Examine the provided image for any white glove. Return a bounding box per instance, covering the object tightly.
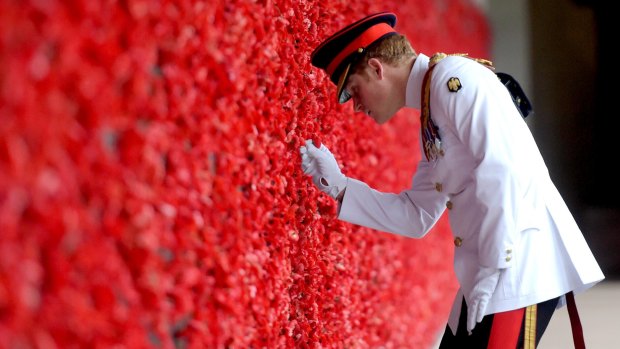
[299,139,347,199]
[466,266,501,334]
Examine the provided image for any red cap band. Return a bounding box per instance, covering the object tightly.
[325,23,396,76]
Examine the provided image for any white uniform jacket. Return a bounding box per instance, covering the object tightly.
[338,54,604,333]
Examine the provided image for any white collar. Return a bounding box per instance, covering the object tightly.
[405,53,430,109]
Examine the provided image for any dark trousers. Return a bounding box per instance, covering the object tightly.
[438,296,559,349]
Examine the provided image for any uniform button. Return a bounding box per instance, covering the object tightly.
[506,248,512,254]
[454,237,463,247]
[435,183,443,192]
[446,201,453,210]
[505,255,512,262]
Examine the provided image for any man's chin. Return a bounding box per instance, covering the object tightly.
[374,112,394,125]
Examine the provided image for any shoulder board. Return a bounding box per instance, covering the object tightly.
[428,52,494,70]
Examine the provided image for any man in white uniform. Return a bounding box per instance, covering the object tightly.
[300,11,604,348]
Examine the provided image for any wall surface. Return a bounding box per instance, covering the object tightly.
[0,1,491,348]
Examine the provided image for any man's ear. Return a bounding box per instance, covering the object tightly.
[367,58,384,80]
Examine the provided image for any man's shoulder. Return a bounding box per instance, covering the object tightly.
[432,54,490,75]
[430,54,494,90]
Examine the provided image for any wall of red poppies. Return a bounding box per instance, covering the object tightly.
[0,1,489,348]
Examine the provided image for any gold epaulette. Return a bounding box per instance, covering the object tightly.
[429,52,494,70]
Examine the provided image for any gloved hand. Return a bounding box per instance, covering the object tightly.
[299,139,347,199]
[466,266,501,334]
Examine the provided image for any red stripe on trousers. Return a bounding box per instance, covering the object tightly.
[487,307,525,349]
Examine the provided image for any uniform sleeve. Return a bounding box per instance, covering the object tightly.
[433,59,529,268]
[338,160,448,239]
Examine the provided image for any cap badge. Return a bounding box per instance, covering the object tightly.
[447,77,462,92]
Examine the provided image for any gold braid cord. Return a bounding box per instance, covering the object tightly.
[524,304,538,349]
[429,52,494,70]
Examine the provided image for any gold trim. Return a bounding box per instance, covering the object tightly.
[524,304,538,349]
[429,52,494,69]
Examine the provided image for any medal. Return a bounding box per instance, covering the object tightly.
[435,138,444,157]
